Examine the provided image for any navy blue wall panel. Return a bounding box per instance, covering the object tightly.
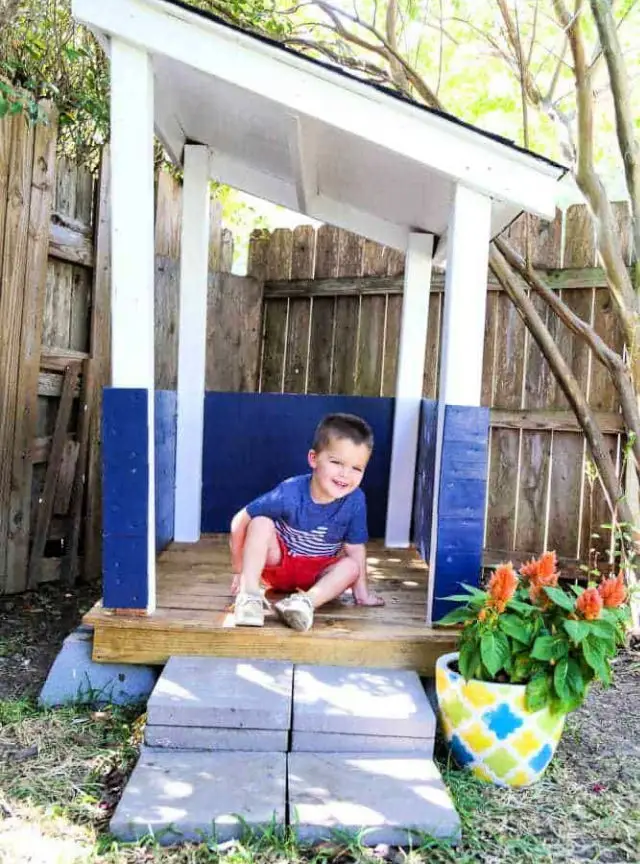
[433,404,490,622]
[201,392,395,537]
[412,399,438,560]
[102,388,149,609]
[155,390,177,553]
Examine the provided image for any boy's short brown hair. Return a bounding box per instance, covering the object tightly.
[312,413,374,453]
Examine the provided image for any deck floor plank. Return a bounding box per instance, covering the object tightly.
[85,535,457,673]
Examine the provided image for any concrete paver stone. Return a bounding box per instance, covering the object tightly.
[38,626,159,707]
[293,665,436,738]
[145,725,288,751]
[147,656,293,729]
[291,730,433,756]
[110,749,286,844]
[288,753,461,846]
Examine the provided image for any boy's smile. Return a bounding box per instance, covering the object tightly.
[308,437,371,503]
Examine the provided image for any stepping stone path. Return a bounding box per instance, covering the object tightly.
[111,750,286,844]
[292,665,435,754]
[145,656,292,751]
[289,753,460,845]
[111,657,460,847]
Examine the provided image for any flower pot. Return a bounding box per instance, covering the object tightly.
[435,652,565,787]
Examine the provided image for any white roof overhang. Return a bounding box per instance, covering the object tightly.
[73,0,566,252]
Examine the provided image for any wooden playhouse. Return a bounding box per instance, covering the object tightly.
[72,0,565,672]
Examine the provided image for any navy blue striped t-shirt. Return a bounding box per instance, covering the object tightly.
[245,474,368,557]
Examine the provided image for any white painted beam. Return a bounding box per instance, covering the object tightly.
[208,151,298,211]
[174,145,211,543]
[438,186,492,407]
[110,36,156,610]
[287,116,316,214]
[72,0,562,218]
[385,233,434,548]
[208,150,408,250]
[426,185,491,625]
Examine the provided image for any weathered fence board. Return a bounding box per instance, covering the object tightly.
[206,273,263,392]
[252,208,626,568]
[84,152,111,582]
[0,114,36,588]
[5,108,58,592]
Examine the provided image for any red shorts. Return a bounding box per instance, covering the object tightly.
[262,536,340,593]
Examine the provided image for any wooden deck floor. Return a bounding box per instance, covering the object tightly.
[84,536,457,674]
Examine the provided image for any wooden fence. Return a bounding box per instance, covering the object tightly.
[0,106,632,591]
[248,208,634,571]
[0,110,233,594]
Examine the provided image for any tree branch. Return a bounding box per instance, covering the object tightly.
[589,0,640,292]
[385,0,411,92]
[489,244,631,524]
[312,0,444,108]
[495,236,640,470]
[553,0,638,347]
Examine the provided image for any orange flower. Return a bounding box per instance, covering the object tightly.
[576,587,603,621]
[520,552,559,606]
[528,582,549,607]
[488,563,519,612]
[478,608,488,622]
[520,557,540,580]
[536,551,559,586]
[598,571,627,608]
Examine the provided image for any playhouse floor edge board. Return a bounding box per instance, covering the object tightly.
[84,536,458,673]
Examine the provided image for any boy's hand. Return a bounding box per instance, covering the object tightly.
[353,585,385,606]
[344,542,385,607]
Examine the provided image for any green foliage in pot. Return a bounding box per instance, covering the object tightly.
[438,553,630,715]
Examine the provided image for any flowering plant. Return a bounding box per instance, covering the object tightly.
[438,552,630,714]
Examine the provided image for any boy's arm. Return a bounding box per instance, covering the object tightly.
[343,543,384,606]
[230,508,251,574]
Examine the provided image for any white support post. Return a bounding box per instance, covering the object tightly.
[174,145,211,542]
[426,184,492,624]
[110,37,156,611]
[385,232,434,548]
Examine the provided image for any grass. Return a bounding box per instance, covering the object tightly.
[1,692,638,864]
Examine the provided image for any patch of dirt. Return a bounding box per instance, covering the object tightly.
[0,580,101,700]
[566,650,640,783]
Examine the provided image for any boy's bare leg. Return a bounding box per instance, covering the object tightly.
[306,558,360,608]
[235,516,281,595]
[275,558,360,632]
[352,572,385,607]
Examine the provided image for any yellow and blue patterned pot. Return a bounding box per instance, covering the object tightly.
[436,652,565,787]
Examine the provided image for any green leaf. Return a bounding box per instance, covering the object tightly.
[582,635,611,684]
[506,599,538,616]
[440,594,483,604]
[563,619,591,644]
[553,657,585,706]
[565,658,585,697]
[460,583,488,599]
[588,619,616,639]
[0,97,9,119]
[554,657,570,701]
[531,635,568,661]
[498,613,532,644]
[569,584,585,597]
[526,673,552,711]
[480,630,510,677]
[436,606,472,626]
[459,641,482,680]
[512,653,534,682]
[543,586,576,612]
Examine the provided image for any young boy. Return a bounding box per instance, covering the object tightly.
[230,413,384,631]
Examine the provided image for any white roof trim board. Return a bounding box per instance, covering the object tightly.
[73,0,566,250]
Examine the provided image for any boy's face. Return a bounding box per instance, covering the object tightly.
[308,435,371,502]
